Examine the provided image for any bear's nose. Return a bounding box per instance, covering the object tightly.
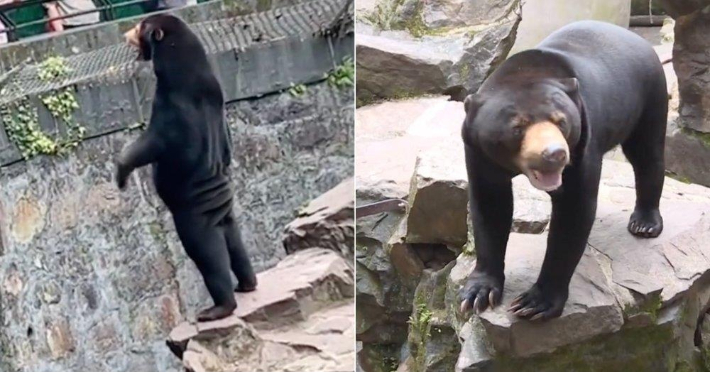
[542,144,567,165]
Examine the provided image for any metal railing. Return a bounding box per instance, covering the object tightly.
[0,0,154,42]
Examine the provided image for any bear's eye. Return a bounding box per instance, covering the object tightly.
[512,127,523,137]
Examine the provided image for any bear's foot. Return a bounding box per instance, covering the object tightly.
[459,270,504,314]
[628,207,663,238]
[509,283,567,321]
[234,281,257,293]
[196,304,237,322]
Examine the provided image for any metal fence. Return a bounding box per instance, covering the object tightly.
[0,0,155,41]
[0,0,354,166]
[0,0,353,105]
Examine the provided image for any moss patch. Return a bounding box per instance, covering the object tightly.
[360,343,403,372]
[408,301,433,370]
[492,323,679,372]
[361,0,405,29]
[622,291,663,323]
[400,0,427,38]
[681,127,710,149]
[666,171,693,184]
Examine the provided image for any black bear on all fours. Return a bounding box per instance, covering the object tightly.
[459,20,667,320]
[116,14,258,322]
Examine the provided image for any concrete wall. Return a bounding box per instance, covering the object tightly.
[0,3,354,371]
[510,0,631,55]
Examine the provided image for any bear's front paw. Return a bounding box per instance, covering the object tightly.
[459,270,504,315]
[115,160,130,190]
[509,283,568,321]
[628,208,663,238]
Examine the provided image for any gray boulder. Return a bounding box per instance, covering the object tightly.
[283,177,354,262]
[432,161,710,372]
[362,0,520,31]
[406,143,551,250]
[670,3,710,133]
[356,14,520,103]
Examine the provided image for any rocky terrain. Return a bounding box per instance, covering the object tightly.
[356,92,710,371]
[284,178,355,263]
[355,0,522,104]
[165,177,355,372]
[660,0,710,187]
[355,13,710,365]
[355,0,710,368]
[357,0,710,190]
[168,248,354,372]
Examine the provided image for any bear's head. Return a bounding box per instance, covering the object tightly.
[123,14,205,64]
[462,78,584,192]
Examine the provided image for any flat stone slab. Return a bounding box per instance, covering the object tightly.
[471,233,624,357]
[172,301,355,372]
[355,97,463,202]
[168,247,355,372]
[234,248,354,328]
[261,302,355,365]
[447,160,710,368]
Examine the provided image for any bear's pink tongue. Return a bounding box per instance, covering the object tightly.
[530,170,563,191]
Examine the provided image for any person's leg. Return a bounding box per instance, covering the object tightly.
[44,3,64,32]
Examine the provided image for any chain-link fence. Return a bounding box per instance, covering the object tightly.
[0,0,353,166]
[0,0,353,106]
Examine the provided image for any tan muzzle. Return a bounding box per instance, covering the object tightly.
[124,25,140,48]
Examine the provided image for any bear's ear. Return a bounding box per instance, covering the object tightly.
[557,77,579,94]
[152,28,164,42]
[463,94,483,116]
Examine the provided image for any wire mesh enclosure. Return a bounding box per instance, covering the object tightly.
[0,0,353,166]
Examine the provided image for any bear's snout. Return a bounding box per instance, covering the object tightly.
[516,121,570,192]
[541,144,568,168]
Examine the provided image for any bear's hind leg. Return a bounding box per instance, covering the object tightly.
[174,211,237,322]
[223,212,257,292]
[622,104,666,238]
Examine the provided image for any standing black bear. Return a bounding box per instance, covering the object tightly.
[116,14,258,322]
[459,21,667,320]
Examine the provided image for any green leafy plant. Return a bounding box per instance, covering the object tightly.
[326,57,354,89]
[408,302,432,339]
[1,100,58,157]
[1,56,87,159]
[41,87,85,151]
[38,56,72,82]
[288,83,307,97]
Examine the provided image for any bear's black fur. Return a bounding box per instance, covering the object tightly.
[459,21,667,320]
[116,14,257,322]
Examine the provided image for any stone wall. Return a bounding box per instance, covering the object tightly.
[0,4,354,371]
[0,82,353,372]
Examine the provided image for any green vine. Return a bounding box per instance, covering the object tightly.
[0,56,87,158]
[40,87,85,151]
[326,57,354,89]
[1,100,57,157]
